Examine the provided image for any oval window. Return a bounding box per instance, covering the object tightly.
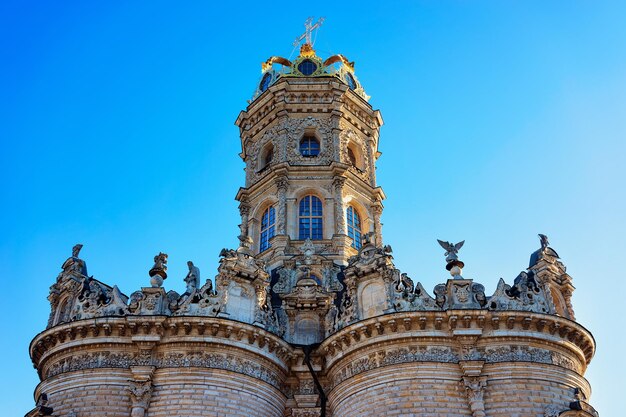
[298,60,318,76]
[259,73,272,92]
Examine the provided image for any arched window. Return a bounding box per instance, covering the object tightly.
[260,206,276,252]
[347,206,362,249]
[347,147,357,167]
[300,136,320,157]
[299,195,323,240]
[262,145,273,169]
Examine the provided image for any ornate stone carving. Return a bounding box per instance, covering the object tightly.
[482,345,579,371]
[148,252,168,288]
[332,346,459,388]
[393,272,440,312]
[339,128,370,182]
[332,176,346,235]
[128,380,152,417]
[285,116,334,165]
[72,281,129,320]
[175,279,220,317]
[488,272,552,314]
[60,243,88,277]
[274,267,297,294]
[180,261,199,294]
[46,350,284,390]
[244,124,284,185]
[275,176,289,234]
[129,287,170,316]
[321,263,343,292]
[462,376,487,417]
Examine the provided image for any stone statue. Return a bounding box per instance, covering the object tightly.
[184,261,201,294]
[60,243,88,277]
[219,248,237,259]
[538,233,559,258]
[437,239,464,263]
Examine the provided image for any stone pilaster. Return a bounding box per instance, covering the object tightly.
[275,176,289,235]
[239,201,251,238]
[371,203,383,246]
[333,177,346,235]
[128,366,155,417]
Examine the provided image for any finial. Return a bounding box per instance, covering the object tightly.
[537,233,559,258]
[149,252,168,287]
[437,239,465,278]
[293,17,325,47]
[236,234,254,256]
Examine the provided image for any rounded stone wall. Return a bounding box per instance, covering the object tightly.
[30,316,293,417]
[320,310,594,417]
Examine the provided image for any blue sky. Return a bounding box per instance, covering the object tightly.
[1,1,624,415]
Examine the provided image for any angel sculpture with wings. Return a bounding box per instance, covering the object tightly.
[437,239,465,263]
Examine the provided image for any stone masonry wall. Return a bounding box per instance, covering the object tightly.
[329,363,471,417]
[35,369,132,417]
[483,363,592,417]
[147,369,286,417]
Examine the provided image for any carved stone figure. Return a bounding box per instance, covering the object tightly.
[434,284,447,308]
[60,243,88,277]
[184,261,201,295]
[274,267,297,294]
[321,264,343,292]
[471,283,487,307]
[219,248,238,260]
[437,239,464,263]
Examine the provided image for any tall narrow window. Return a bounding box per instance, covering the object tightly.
[347,206,362,249]
[262,145,273,170]
[299,195,323,240]
[260,206,276,252]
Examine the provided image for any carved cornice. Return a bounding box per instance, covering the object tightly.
[320,310,595,370]
[30,316,295,377]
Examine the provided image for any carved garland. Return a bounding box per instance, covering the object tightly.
[329,345,579,389]
[45,351,285,390]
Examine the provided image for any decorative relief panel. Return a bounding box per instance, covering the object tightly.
[45,350,284,390]
[331,346,459,388]
[285,116,335,165]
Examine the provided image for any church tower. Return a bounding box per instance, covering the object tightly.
[27,21,598,417]
[231,22,387,345]
[235,31,383,263]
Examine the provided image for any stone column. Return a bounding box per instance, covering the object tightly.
[275,176,289,235]
[371,204,383,246]
[462,376,487,417]
[128,366,155,417]
[239,201,251,238]
[333,177,346,235]
[366,138,376,186]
